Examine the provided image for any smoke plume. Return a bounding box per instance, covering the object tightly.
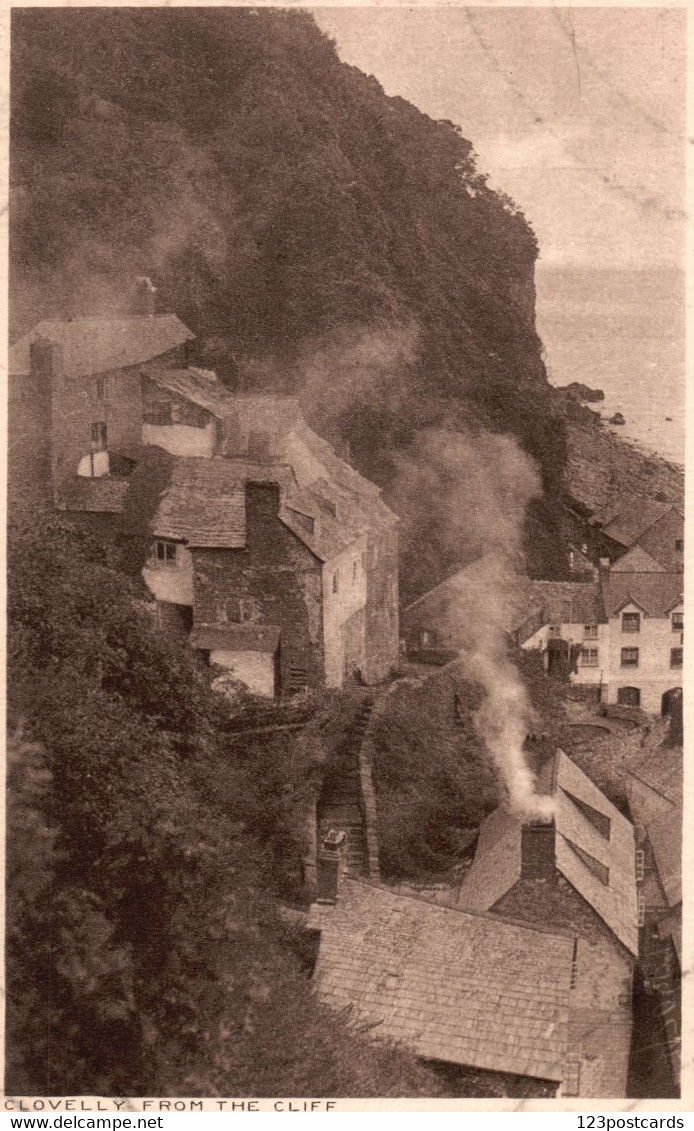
[393,428,555,820]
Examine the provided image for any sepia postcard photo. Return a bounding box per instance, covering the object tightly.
[4,0,688,1110]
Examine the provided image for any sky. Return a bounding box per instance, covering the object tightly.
[313,7,686,269]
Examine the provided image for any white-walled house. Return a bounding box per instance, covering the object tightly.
[600,570,684,715]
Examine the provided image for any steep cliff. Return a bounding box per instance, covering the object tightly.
[11,7,567,592]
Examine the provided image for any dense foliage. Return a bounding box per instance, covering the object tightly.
[11,6,568,586]
[7,518,439,1096]
[370,667,498,877]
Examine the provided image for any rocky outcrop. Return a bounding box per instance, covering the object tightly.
[556,382,605,403]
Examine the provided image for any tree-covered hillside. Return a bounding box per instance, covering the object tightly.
[11,7,568,589]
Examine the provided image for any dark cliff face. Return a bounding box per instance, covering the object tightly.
[10,6,567,585]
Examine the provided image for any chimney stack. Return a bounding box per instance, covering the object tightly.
[520,819,556,879]
[316,829,346,905]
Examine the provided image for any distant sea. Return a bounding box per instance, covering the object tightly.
[535,265,685,466]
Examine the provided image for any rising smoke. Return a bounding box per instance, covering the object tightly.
[392,428,555,820]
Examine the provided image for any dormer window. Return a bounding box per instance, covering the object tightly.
[548,625,561,638]
[622,612,640,633]
[672,611,683,633]
[675,539,684,553]
[584,624,598,640]
[150,540,177,568]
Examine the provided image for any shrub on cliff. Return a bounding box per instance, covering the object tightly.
[370,667,498,877]
[7,518,438,1096]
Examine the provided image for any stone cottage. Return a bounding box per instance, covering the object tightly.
[9,313,399,694]
[453,750,639,1097]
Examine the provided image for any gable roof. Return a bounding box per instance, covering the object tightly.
[404,559,604,637]
[600,497,673,548]
[611,545,666,573]
[456,751,638,956]
[602,573,683,618]
[139,371,397,555]
[144,367,305,436]
[150,458,251,548]
[308,878,573,1083]
[10,316,194,378]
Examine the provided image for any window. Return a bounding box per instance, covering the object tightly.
[144,401,172,426]
[580,647,599,668]
[621,647,639,667]
[637,890,646,928]
[675,539,684,553]
[584,624,598,640]
[635,849,645,883]
[332,571,339,594]
[670,647,683,669]
[151,540,177,568]
[548,624,561,638]
[563,1059,581,1098]
[622,612,640,633]
[672,611,684,633]
[353,560,358,582]
[94,375,110,401]
[91,421,107,450]
[617,686,641,707]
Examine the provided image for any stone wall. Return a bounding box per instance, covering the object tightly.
[494,876,634,1098]
[364,526,399,684]
[191,484,324,694]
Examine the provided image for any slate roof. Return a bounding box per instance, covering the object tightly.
[626,746,682,809]
[626,748,682,912]
[602,573,683,618]
[189,625,280,654]
[647,806,682,909]
[456,751,639,956]
[404,559,604,638]
[611,545,666,573]
[150,459,250,547]
[141,371,396,556]
[144,368,304,436]
[601,497,673,548]
[62,476,131,513]
[308,878,573,1082]
[10,316,194,378]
